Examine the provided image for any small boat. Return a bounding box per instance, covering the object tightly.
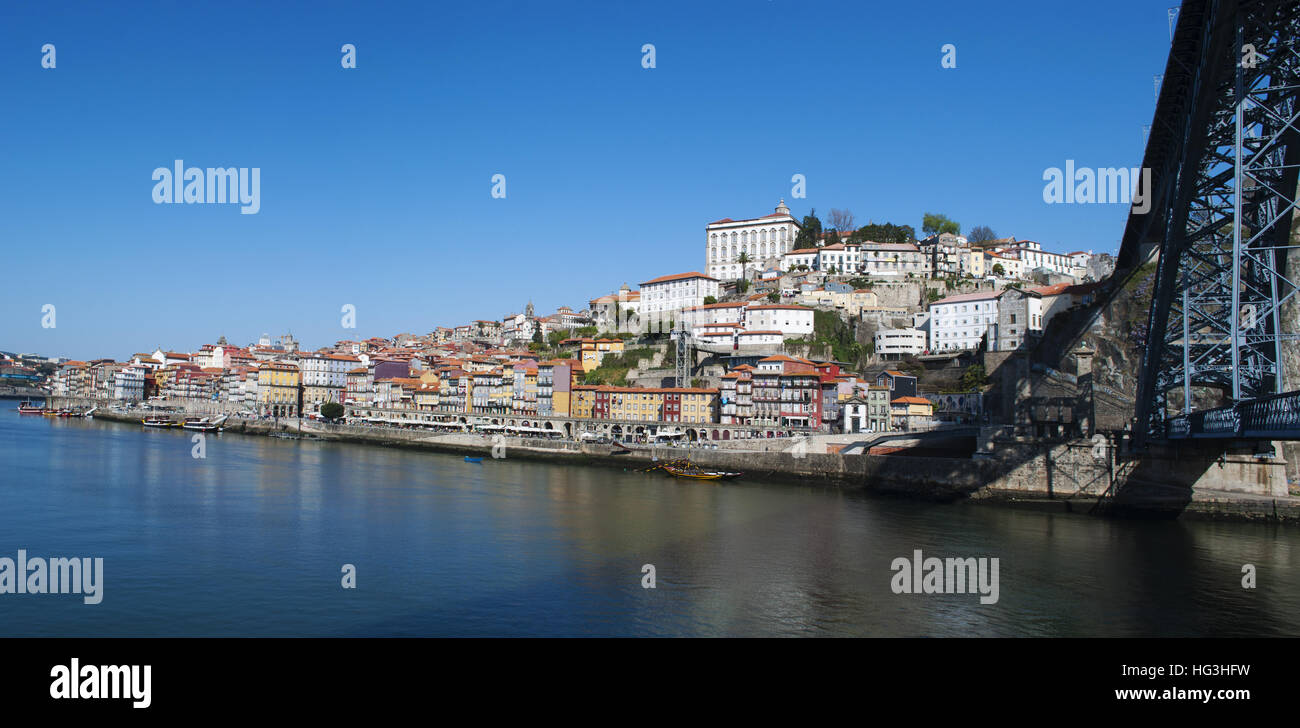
[464,456,483,463]
[141,417,177,427]
[61,407,96,418]
[16,401,46,414]
[654,458,742,480]
[183,415,228,432]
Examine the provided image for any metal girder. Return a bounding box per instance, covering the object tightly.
[1133,0,1300,445]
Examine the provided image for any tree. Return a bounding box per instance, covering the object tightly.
[531,328,543,344]
[991,263,1005,276]
[960,364,988,391]
[736,278,750,294]
[828,208,855,234]
[968,225,996,243]
[823,229,841,247]
[793,209,823,248]
[703,295,717,305]
[766,292,780,303]
[851,222,915,244]
[922,212,960,236]
[320,402,344,421]
[546,330,566,348]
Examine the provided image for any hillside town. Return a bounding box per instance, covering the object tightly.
[4,201,1114,443]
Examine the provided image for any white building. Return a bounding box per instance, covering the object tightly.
[113,365,147,402]
[300,353,358,389]
[741,304,814,337]
[858,243,929,278]
[927,291,1001,352]
[874,328,927,358]
[707,200,802,280]
[640,272,721,326]
[1004,241,1077,278]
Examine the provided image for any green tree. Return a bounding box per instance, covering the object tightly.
[531,328,543,344]
[320,402,344,420]
[546,330,566,348]
[922,212,960,236]
[793,209,823,248]
[736,278,750,294]
[991,263,1005,276]
[766,292,780,303]
[703,295,717,305]
[960,364,988,391]
[851,222,915,244]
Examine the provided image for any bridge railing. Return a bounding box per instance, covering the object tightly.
[1166,390,1300,439]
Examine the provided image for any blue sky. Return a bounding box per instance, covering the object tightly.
[0,0,1174,360]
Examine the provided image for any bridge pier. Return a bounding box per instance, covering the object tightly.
[985,435,1291,515]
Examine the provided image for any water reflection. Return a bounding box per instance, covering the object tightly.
[1,410,1297,637]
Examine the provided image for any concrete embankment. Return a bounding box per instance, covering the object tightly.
[89,409,994,500]
[83,408,1300,522]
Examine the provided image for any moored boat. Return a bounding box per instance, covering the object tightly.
[16,401,46,414]
[141,417,177,427]
[650,458,742,480]
[182,415,228,432]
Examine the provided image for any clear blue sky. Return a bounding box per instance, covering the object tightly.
[0,0,1174,360]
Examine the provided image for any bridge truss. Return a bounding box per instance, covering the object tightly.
[1132,0,1300,443]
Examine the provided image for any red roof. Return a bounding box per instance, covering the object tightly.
[641,271,719,286]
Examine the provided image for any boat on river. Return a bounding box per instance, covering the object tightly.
[16,401,46,414]
[648,458,742,481]
[182,415,228,432]
[142,416,178,427]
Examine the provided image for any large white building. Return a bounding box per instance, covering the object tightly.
[874,328,927,358]
[300,352,358,389]
[707,200,802,280]
[927,291,1001,352]
[741,304,815,337]
[859,243,929,278]
[680,301,814,345]
[1003,241,1082,278]
[640,272,721,326]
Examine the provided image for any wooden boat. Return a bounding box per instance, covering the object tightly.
[60,407,96,418]
[17,401,46,414]
[650,458,742,480]
[464,456,483,463]
[141,417,177,427]
[661,463,742,480]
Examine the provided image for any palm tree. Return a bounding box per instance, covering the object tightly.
[736,252,752,286]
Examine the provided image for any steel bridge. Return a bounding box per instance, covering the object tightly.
[1127,0,1300,444]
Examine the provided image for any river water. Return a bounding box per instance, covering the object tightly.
[1,408,1297,637]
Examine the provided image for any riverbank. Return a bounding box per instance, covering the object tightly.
[79,407,1300,523]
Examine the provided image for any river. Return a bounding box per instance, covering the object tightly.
[2,408,1297,636]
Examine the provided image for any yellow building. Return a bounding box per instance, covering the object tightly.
[258,362,301,416]
[664,388,719,424]
[571,385,596,419]
[889,396,934,431]
[579,338,626,372]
